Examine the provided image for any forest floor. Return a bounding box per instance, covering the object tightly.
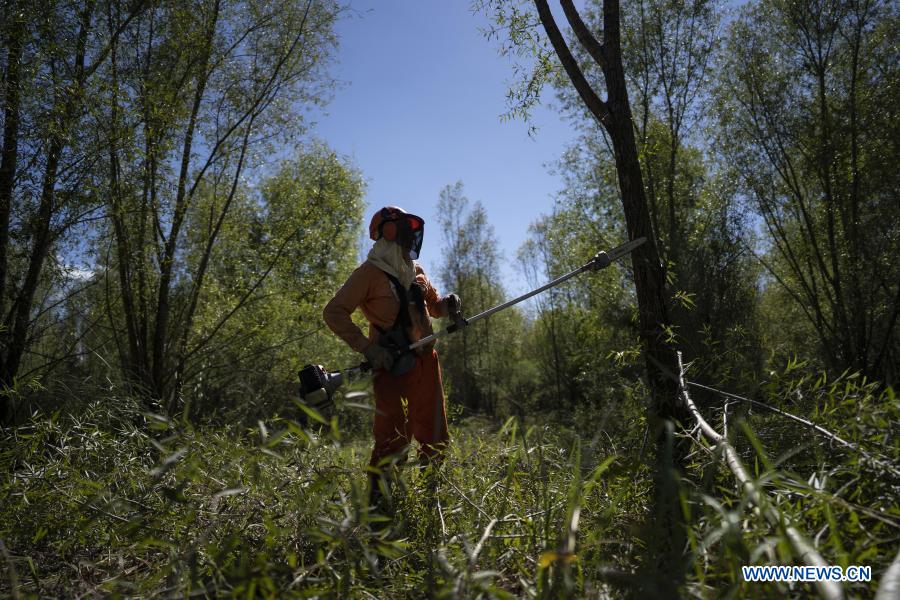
[1,387,897,598]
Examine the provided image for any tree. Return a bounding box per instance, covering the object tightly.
[480,0,696,585]
[481,0,685,428]
[529,0,684,430]
[575,0,762,387]
[623,0,719,272]
[553,128,763,389]
[0,0,150,422]
[518,218,580,409]
[436,182,521,415]
[715,0,900,383]
[173,144,365,419]
[93,0,341,411]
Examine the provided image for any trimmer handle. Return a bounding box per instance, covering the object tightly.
[446,309,469,333]
[360,346,416,376]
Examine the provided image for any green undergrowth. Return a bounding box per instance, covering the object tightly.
[0,396,649,598]
[678,364,900,598]
[1,368,897,598]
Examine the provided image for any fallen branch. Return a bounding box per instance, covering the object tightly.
[876,546,900,600]
[677,353,843,600]
[687,379,900,480]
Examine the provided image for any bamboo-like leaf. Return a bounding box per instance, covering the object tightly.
[292,399,328,425]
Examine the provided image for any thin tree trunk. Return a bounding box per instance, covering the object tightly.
[152,0,220,406]
[2,122,63,388]
[845,2,868,373]
[172,117,254,406]
[106,0,144,396]
[635,0,663,258]
[0,9,25,333]
[0,7,26,423]
[547,0,682,418]
[1,1,95,391]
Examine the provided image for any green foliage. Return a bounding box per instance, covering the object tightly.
[1,393,651,598]
[4,360,895,597]
[0,0,346,420]
[715,0,900,382]
[679,360,899,597]
[4,1,899,597]
[516,202,641,415]
[436,182,527,416]
[502,0,764,397]
[180,144,365,420]
[474,0,560,129]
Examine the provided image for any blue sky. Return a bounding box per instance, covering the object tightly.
[307,1,579,294]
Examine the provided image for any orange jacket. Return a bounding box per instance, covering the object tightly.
[323,261,449,353]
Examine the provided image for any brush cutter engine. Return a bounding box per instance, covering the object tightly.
[298,364,347,408]
[297,342,410,411]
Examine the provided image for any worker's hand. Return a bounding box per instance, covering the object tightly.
[445,293,468,331]
[363,344,395,371]
[445,293,461,315]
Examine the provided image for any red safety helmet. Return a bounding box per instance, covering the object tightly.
[369,206,425,259]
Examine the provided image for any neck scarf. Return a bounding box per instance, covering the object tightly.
[366,238,416,287]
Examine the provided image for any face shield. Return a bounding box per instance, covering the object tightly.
[400,214,425,259]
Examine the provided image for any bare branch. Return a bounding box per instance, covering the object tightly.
[560,0,605,68]
[533,0,610,125]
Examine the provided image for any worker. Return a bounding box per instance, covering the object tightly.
[323,206,461,513]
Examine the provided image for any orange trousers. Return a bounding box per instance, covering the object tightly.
[370,349,450,468]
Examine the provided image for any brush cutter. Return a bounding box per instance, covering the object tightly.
[298,237,646,407]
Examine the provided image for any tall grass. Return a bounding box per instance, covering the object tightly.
[1,395,643,597]
[1,364,897,597]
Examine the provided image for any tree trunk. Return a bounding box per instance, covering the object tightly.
[537,0,687,588]
[106,1,145,397]
[1,133,64,389]
[0,9,26,421]
[1,1,95,400]
[538,0,683,426]
[0,11,25,328]
[598,2,682,425]
[152,0,220,410]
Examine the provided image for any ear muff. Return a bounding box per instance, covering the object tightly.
[379,210,399,241]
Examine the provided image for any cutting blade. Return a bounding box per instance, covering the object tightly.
[607,237,647,263]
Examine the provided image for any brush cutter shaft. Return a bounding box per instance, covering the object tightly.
[300,238,646,406]
[409,263,587,350]
[409,237,645,351]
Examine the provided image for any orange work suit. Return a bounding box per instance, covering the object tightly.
[323,261,451,466]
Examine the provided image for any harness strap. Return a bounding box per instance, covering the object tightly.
[375,269,427,351]
[381,270,411,328]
